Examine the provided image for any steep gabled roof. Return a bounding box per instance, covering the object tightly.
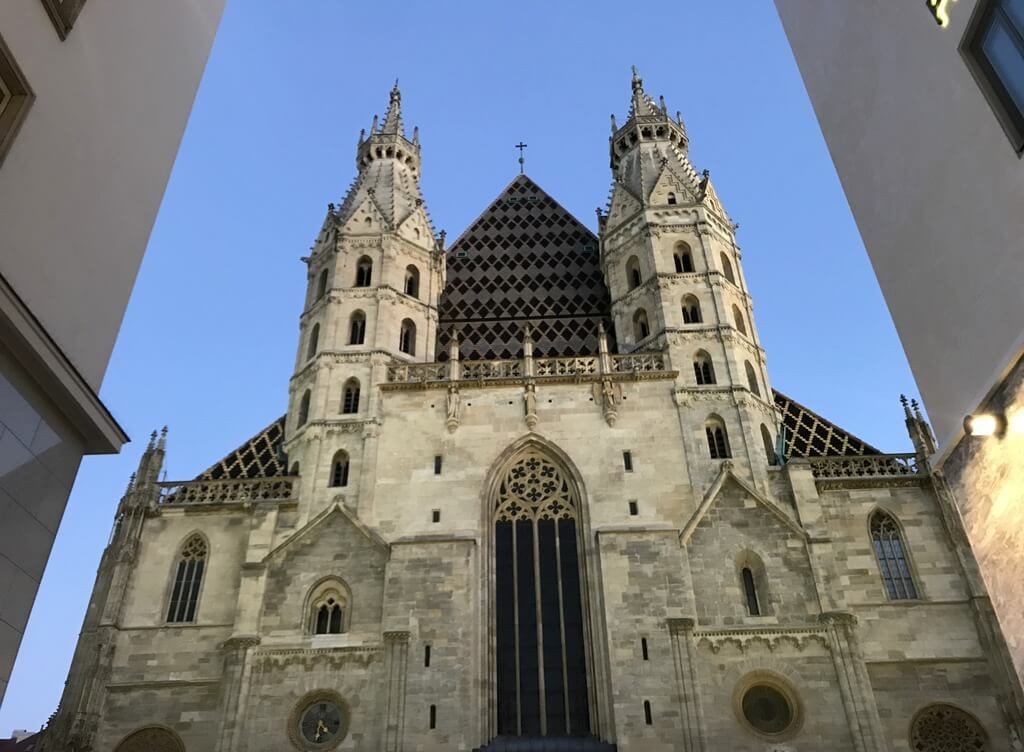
[773,390,881,457]
[438,174,615,361]
[194,416,288,480]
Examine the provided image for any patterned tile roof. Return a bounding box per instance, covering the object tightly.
[194,416,288,480]
[437,175,615,361]
[773,390,881,458]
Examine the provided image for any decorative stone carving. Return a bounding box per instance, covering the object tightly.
[446,384,461,433]
[523,383,538,430]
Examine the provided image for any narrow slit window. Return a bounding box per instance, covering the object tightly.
[644,700,653,726]
[425,645,431,667]
[623,451,634,472]
[641,637,649,660]
[434,455,442,475]
[628,500,639,516]
[432,509,441,523]
[742,566,761,616]
[429,705,437,729]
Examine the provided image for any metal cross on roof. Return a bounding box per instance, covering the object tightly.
[515,142,528,174]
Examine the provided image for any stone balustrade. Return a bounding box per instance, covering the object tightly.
[158,477,297,505]
[807,454,921,482]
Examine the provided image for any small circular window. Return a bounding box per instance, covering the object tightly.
[742,685,793,734]
[734,673,802,740]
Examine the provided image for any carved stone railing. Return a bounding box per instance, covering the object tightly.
[534,357,598,377]
[460,360,523,380]
[386,362,448,383]
[808,454,922,483]
[159,477,297,505]
[610,353,667,373]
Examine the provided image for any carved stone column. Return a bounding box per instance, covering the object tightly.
[668,618,705,752]
[820,612,887,752]
[383,630,410,752]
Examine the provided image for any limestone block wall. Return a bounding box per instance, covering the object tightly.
[95,681,224,752]
[868,662,1013,751]
[943,353,1024,677]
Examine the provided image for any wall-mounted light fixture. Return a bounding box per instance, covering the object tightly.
[964,409,1024,438]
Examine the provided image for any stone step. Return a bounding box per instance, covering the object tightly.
[473,736,617,752]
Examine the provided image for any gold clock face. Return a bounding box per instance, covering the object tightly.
[299,700,343,747]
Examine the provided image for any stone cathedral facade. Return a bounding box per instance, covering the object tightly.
[44,73,1024,752]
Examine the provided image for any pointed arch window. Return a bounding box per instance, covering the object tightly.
[330,450,350,488]
[349,310,366,345]
[399,318,417,355]
[290,462,300,476]
[342,379,360,415]
[494,450,591,737]
[307,323,320,360]
[355,256,373,287]
[308,581,350,635]
[720,253,736,284]
[682,295,702,324]
[693,351,715,385]
[674,242,694,274]
[761,424,778,466]
[166,535,207,623]
[633,308,650,342]
[297,390,311,427]
[705,416,731,459]
[405,265,420,298]
[870,511,918,600]
[733,304,748,336]
[744,361,761,397]
[626,256,642,290]
[316,268,329,299]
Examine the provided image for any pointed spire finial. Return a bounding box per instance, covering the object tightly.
[631,65,643,92]
[157,426,168,451]
[379,79,405,136]
[146,430,157,452]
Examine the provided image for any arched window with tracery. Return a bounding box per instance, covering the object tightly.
[626,256,642,290]
[494,450,590,738]
[405,265,420,298]
[674,242,694,274]
[870,510,918,600]
[297,390,311,427]
[330,450,350,487]
[910,704,988,752]
[720,252,736,284]
[745,361,761,396]
[761,424,777,466]
[166,535,207,624]
[355,255,373,287]
[399,318,417,355]
[633,308,650,342]
[349,310,366,345]
[308,580,350,635]
[733,304,748,336]
[682,295,702,324]
[705,416,730,459]
[307,323,320,360]
[342,379,360,415]
[316,268,329,299]
[693,350,715,385]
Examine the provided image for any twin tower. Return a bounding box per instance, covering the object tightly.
[286,70,779,499]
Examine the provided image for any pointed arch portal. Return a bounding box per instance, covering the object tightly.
[494,449,590,738]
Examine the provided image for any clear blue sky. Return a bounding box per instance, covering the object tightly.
[1,1,921,731]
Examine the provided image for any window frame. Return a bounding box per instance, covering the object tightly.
[165,534,208,625]
[0,33,34,168]
[39,0,87,40]
[961,0,1024,154]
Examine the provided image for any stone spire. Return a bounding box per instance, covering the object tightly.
[608,67,699,206]
[379,80,405,136]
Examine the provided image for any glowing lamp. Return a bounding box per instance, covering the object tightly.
[964,413,1001,436]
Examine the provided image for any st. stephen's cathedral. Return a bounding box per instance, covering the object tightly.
[43,71,1024,752]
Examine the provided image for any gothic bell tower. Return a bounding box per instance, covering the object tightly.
[284,82,444,520]
[599,68,780,486]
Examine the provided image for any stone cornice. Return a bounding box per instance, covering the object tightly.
[380,370,679,393]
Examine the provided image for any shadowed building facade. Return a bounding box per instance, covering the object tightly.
[43,73,1024,752]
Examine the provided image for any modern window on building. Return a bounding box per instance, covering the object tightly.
[963,0,1024,152]
[0,33,34,167]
